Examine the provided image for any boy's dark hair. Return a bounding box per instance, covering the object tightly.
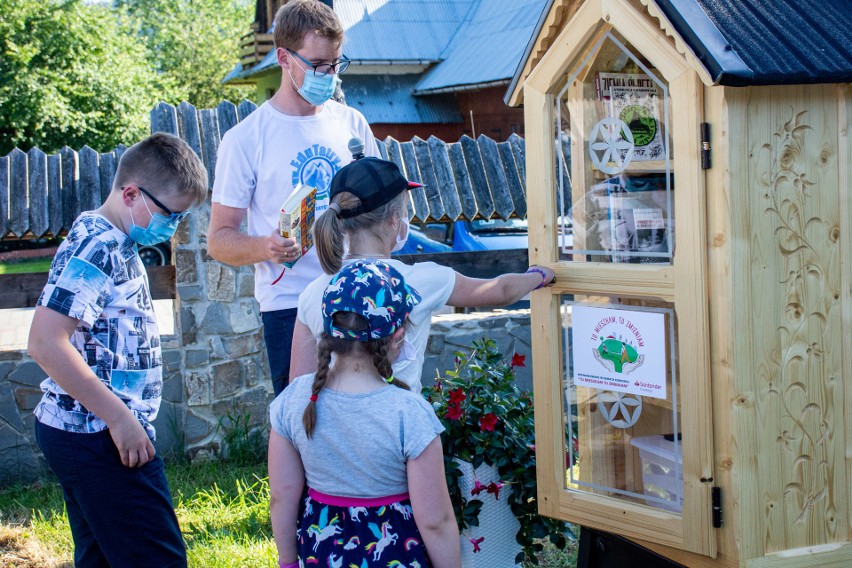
[273,0,344,51]
[113,133,208,206]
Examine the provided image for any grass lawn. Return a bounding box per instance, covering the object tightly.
[0,461,578,567]
[0,258,52,275]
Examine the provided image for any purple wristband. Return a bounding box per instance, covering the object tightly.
[279,561,299,568]
[526,266,549,290]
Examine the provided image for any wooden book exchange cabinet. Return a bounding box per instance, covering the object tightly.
[507,0,852,566]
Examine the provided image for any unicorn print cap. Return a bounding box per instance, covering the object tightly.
[322,260,421,341]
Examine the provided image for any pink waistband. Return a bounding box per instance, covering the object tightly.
[308,488,410,508]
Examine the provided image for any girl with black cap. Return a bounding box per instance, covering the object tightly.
[289,157,555,393]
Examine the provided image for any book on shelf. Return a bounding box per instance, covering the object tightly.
[607,84,665,162]
[595,72,655,112]
[278,183,317,269]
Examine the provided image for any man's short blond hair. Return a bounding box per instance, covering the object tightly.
[113,133,208,206]
[273,0,344,51]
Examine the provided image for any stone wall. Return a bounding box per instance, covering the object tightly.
[0,190,533,486]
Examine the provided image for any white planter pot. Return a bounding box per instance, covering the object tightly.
[456,460,522,567]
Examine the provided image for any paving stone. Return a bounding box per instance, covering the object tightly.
[0,362,16,380]
[151,401,182,456]
[162,372,184,404]
[186,409,215,444]
[162,348,182,373]
[229,300,261,334]
[181,307,197,345]
[213,386,270,428]
[206,263,236,302]
[0,424,39,486]
[0,381,25,432]
[212,360,243,398]
[200,302,233,335]
[13,387,43,411]
[8,362,47,388]
[222,330,264,359]
[0,352,23,362]
[186,372,209,407]
[178,285,203,302]
[185,349,210,368]
[175,249,197,284]
[238,272,255,298]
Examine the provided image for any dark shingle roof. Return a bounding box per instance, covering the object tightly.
[657,0,852,86]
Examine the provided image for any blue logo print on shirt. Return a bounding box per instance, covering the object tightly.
[291,145,343,206]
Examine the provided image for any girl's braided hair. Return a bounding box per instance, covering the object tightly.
[302,311,409,438]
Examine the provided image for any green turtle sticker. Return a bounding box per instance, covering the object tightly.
[597,336,639,373]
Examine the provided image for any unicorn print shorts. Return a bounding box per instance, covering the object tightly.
[298,489,431,567]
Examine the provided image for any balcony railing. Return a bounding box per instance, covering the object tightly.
[239,31,274,67]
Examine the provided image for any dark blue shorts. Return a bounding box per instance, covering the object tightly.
[299,489,431,567]
[35,420,186,568]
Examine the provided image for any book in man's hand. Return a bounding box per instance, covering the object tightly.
[278,183,317,269]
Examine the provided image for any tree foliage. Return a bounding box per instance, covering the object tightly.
[0,0,164,154]
[118,0,254,109]
[0,0,253,155]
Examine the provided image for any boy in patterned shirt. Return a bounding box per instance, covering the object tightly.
[28,133,207,568]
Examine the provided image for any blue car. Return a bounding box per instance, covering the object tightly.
[396,218,528,255]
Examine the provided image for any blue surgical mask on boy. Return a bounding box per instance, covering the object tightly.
[128,195,178,246]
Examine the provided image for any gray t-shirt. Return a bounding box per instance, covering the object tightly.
[270,374,445,498]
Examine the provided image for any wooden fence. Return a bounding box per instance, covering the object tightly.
[1,99,572,239]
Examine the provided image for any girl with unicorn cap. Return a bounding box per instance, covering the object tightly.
[269,260,461,567]
[290,157,556,393]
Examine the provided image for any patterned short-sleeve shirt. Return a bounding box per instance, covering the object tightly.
[33,212,163,438]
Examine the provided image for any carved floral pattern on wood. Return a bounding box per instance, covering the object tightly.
[759,110,838,534]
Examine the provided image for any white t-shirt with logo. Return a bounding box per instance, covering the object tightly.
[298,259,457,394]
[212,100,380,312]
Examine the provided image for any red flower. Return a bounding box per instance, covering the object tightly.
[470,479,485,496]
[449,388,467,405]
[445,403,464,421]
[470,536,485,553]
[478,412,498,431]
[486,481,505,500]
[510,353,526,367]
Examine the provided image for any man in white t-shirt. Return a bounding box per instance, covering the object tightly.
[209,0,379,395]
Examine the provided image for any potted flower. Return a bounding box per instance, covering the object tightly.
[426,337,573,565]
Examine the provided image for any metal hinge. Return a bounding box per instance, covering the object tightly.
[712,486,723,527]
[701,122,712,169]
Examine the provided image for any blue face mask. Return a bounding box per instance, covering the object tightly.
[288,55,340,106]
[128,195,179,246]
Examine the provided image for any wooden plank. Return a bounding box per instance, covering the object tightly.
[216,100,239,136]
[384,138,415,219]
[0,265,175,308]
[199,109,220,188]
[670,70,715,557]
[237,99,257,122]
[376,139,388,160]
[427,136,463,221]
[98,151,116,204]
[460,135,494,219]
[478,135,513,220]
[177,101,202,160]
[115,144,127,163]
[524,86,561,521]
[9,148,28,237]
[839,83,852,555]
[77,146,101,212]
[557,131,572,213]
[47,154,62,237]
[747,542,852,568]
[508,132,526,187]
[59,147,78,229]
[497,140,527,218]
[27,147,48,238]
[150,101,178,135]
[412,137,445,221]
[0,154,8,237]
[447,142,478,221]
[552,261,675,302]
[398,141,429,223]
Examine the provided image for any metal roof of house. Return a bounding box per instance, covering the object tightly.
[337,0,475,62]
[657,0,852,86]
[415,0,549,93]
[340,74,463,123]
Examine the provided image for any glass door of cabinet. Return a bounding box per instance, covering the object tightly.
[528,22,716,558]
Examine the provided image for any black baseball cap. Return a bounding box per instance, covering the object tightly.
[329,157,422,219]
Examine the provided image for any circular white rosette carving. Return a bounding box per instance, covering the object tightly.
[596,389,642,428]
[588,117,634,174]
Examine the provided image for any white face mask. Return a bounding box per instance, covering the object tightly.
[393,337,417,364]
[391,217,410,253]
